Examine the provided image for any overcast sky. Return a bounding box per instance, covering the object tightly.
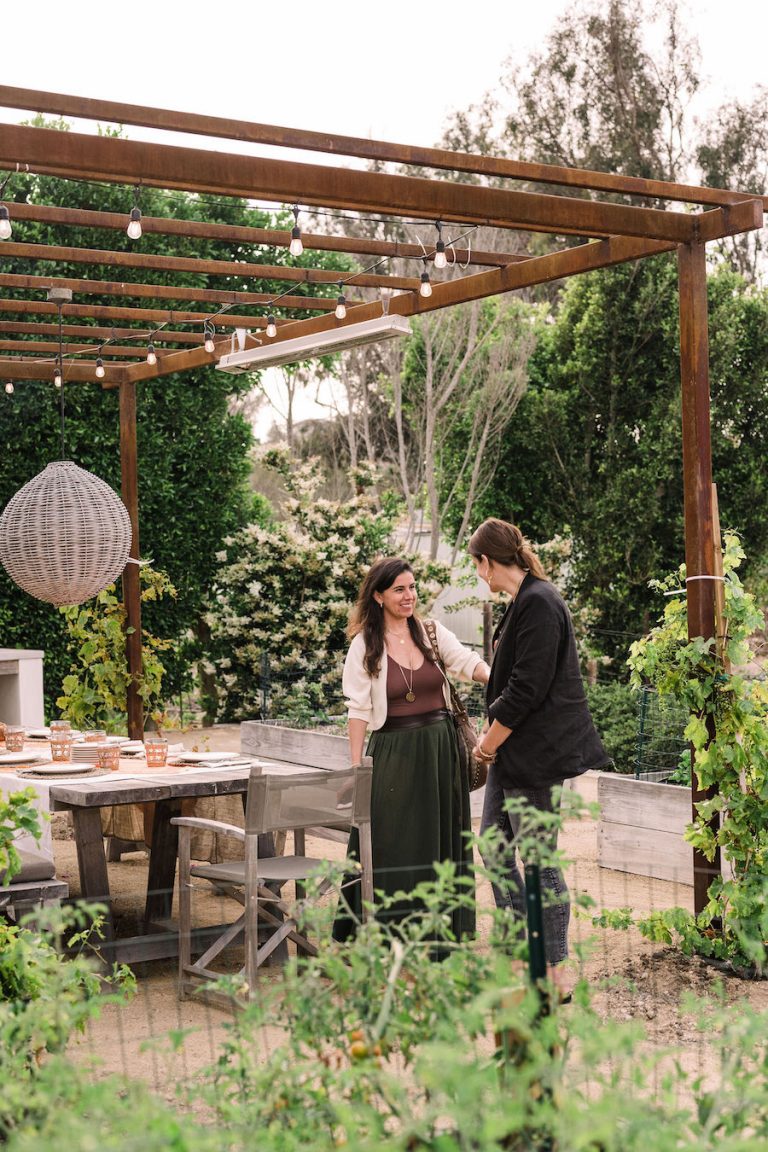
[3,0,767,149]
[3,0,767,434]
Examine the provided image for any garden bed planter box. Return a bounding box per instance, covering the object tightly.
[598,773,693,885]
[240,720,349,770]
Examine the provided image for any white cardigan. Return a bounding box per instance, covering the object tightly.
[343,618,483,732]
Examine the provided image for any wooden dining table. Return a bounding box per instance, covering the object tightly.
[46,755,315,965]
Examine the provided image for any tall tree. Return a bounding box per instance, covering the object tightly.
[459,258,768,659]
[442,0,699,189]
[696,87,768,283]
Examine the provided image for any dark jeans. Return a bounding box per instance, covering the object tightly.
[479,765,570,966]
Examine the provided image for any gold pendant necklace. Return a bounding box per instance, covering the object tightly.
[391,651,415,701]
[386,628,408,645]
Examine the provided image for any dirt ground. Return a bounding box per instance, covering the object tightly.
[53,725,768,1100]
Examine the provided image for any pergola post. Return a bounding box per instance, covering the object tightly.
[677,239,721,914]
[119,379,144,740]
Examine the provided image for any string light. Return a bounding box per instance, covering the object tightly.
[289,205,303,257]
[419,259,432,298]
[380,286,393,315]
[54,365,62,388]
[146,342,157,366]
[95,356,105,379]
[126,187,142,240]
[335,284,347,320]
[0,205,11,240]
[204,322,216,353]
[4,381,13,394]
[266,315,277,338]
[433,220,447,270]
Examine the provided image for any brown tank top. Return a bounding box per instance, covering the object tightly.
[386,654,445,716]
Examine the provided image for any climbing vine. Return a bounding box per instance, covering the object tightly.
[627,533,768,972]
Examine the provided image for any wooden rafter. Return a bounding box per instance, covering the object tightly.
[0,275,341,312]
[1,85,765,211]
[0,123,705,242]
[0,240,421,291]
[1,201,528,269]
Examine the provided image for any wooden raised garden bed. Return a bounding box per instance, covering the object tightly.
[598,773,693,885]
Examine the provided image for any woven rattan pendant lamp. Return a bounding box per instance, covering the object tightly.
[0,290,133,606]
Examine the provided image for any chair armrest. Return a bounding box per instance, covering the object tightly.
[170,816,246,841]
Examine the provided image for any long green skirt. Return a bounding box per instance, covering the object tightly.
[333,717,475,943]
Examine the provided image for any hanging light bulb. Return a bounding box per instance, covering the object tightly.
[146,342,157,366]
[5,381,14,394]
[0,205,12,240]
[433,220,447,270]
[266,315,277,338]
[54,365,63,388]
[335,285,347,320]
[419,259,432,298]
[289,205,303,257]
[127,205,142,240]
[204,322,216,353]
[95,356,105,379]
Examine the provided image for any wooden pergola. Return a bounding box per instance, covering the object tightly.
[0,86,764,911]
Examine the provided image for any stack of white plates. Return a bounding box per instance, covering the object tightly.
[71,743,101,764]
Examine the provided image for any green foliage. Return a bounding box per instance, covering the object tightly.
[56,565,176,731]
[0,789,42,884]
[0,152,351,712]
[207,453,448,721]
[12,797,768,1147]
[584,681,638,773]
[458,259,768,660]
[0,903,134,1140]
[628,532,768,971]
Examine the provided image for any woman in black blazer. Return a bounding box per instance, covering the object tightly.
[468,518,609,994]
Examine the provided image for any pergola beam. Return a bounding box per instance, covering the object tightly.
[0,275,340,313]
[0,340,186,358]
[120,235,676,384]
[0,240,420,291]
[1,85,765,211]
[0,356,129,384]
[1,200,527,269]
[0,123,703,242]
[0,321,211,344]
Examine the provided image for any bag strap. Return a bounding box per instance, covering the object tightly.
[424,619,471,725]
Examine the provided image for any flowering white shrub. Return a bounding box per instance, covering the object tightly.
[207,450,448,722]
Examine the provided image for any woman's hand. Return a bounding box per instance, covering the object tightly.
[472,741,495,765]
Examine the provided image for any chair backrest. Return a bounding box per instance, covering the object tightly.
[244,763,372,836]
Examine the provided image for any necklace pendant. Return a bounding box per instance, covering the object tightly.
[405,691,416,702]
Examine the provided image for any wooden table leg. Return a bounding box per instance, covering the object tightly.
[71,807,115,945]
[144,797,181,924]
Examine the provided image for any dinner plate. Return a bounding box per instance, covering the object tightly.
[0,750,49,766]
[15,761,97,776]
[26,728,51,739]
[175,751,239,764]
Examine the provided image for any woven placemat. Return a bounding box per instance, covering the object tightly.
[16,766,106,779]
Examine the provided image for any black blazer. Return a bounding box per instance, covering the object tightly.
[487,573,609,790]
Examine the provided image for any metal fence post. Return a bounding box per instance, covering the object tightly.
[525,862,547,992]
[260,652,271,720]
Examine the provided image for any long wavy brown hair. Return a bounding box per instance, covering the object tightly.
[468,518,548,580]
[347,557,434,676]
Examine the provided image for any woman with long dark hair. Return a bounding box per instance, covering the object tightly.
[334,556,490,942]
[467,518,609,992]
